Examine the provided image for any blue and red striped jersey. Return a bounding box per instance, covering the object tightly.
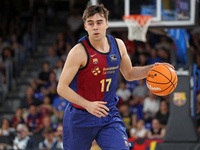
[70,35,121,109]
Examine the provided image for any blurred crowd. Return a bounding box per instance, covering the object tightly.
[0,0,200,150]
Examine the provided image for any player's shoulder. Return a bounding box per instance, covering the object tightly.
[66,43,87,63]
[69,43,85,55]
[115,38,124,44]
[114,38,126,49]
[114,38,127,55]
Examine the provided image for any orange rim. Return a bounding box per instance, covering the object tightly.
[123,15,152,25]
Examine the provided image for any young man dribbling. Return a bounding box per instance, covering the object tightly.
[57,4,174,150]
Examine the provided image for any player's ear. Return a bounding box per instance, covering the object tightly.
[106,21,109,29]
[84,23,87,31]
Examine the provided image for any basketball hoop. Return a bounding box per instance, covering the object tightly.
[123,15,152,42]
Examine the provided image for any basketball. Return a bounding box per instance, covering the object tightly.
[146,64,178,96]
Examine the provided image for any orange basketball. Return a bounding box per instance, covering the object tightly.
[146,64,178,96]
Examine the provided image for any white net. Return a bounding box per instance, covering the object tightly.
[124,15,152,42]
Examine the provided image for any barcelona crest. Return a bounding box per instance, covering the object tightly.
[93,58,98,64]
[173,92,186,106]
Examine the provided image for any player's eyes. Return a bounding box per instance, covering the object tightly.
[97,22,102,24]
[88,22,102,26]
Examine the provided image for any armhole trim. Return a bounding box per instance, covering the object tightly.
[113,38,122,59]
[79,41,90,70]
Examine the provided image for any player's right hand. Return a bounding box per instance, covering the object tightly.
[85,101,110,118]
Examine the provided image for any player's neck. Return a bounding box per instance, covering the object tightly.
[88,36,109,53]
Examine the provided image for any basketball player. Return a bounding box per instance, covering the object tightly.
[57,4,174,150]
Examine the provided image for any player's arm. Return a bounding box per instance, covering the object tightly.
[57,44,109,117]
[117,38,154,81]
[116,39,174,81]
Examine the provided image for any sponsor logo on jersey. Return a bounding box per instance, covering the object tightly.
[146,83,161,91]
[173,92,186,106]
[93,58,98,64]
[110,54,117,61]
[102,65,119,75]
[91,66,101,76]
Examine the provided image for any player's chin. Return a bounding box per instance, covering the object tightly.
[93,37,102,41]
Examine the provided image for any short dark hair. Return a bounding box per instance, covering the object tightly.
[82,4,109,23]
[43,127,53,134]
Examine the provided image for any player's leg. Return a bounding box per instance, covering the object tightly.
[96,118,130,150]
[63,104,98,150]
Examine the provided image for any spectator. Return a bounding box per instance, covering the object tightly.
[60,42,72,61]
[33,87,45,102]
[121,31,136,57]
[55,123,63,149]
[126,80,139,93]
[145,32,155,52]
[26,105,42,133]
[39,96,53,119]
[147,118,165,139]
[42,72,58,102]
[143,91,160,122]
[67,6,82,32]
[45,46,59,69]
[12,108,25,128]
[147,48,162,65]
[13,124,36,150]
[0,118,15,136]
[130,119,147,139]
[130,79,148,107]
[0,36,9,55]
[55,40,66,57]
[116,81,131,102]
[66,6,83,41]
[39,115,56,134]
[119,103,136,137]
[36,61,51,89]
[190,29,200,68]
[138,53,148,66]
[136,42,146,54]
[56,31,65,41]
[129,79,148,123]
[1,47,13,64]
[53,59,64,81]
[0,21,7,40]
[21,86,39,109]
[23,22,33,57]
[52,96,68,123]
[0,60,7,98]
[0,60,6,76]
[9,33,25,64]
[54,32,66,57]
[155,100,169,128]
[157,47,170,63]
[38,127,58,149]
[160,95,170,103]
[155,36,171,51]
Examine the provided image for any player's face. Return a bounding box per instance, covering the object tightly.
[84,13,108,41]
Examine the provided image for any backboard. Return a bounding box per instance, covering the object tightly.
[90,0,199,28]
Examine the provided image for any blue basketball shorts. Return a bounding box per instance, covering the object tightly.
[63,103,130,150]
